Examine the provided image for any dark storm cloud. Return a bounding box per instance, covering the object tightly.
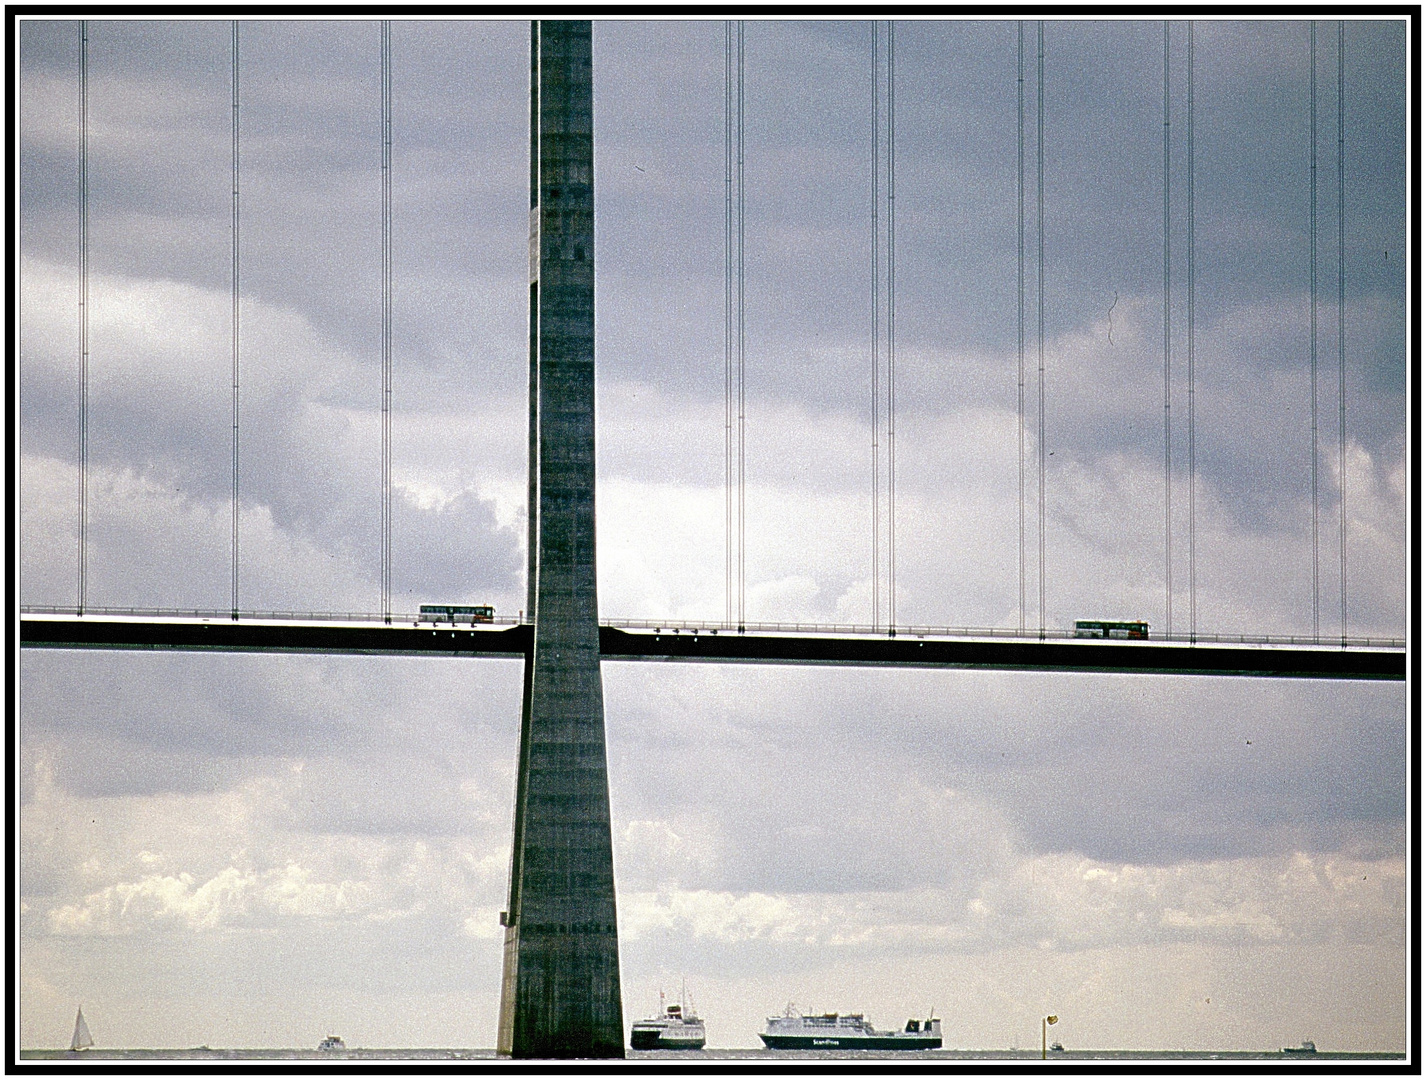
[20,19,1406,621]
[19,652,522,828]
[604,664,1406,885]
[19,20,529,366]
[16,13,1407,865]
[20,20,531,612]
[17,30,527,423]
[21,650,374,766]
[589,18,1405,577]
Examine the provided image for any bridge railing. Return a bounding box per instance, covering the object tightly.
[19,604,524,627]
[603,619,1405,650]
[20,606,1405,650]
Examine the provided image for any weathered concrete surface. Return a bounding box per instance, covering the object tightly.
[497,21,624,1059]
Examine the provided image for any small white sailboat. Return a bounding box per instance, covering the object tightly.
[69,1006,93,1052]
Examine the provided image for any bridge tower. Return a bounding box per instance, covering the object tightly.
[496,21,624,1058]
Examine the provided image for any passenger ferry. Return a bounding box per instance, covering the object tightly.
[630,992,706,1050]
[759,1008,941,1050]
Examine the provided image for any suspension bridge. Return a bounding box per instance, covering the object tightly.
[18,17,1407,1058]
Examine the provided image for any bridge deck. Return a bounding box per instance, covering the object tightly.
[19,616,1406,681]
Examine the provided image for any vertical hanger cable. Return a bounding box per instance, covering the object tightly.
[381,21,393,622]
[1337,21,1347,645]
[78,20,89,616]
[1310,21,1319,641]
[725,22,734,630]
[1188,21,1197,641]
[887,20,896,635]
[1036,21,1046,636]
[1017,22,1026,635]
[737,21,746,632]
[871,21,880,632]
[1163,21,1172,638]
[231,21,241,620]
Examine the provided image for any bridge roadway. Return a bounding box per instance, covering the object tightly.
[19,613,1406,681]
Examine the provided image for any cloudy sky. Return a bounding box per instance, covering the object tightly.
[18,17,1407,1052]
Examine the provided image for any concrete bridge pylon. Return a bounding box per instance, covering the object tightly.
[496,20,624,1059]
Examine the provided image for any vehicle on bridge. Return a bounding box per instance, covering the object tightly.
[419,604,494,625]
[1074,619,1148,640]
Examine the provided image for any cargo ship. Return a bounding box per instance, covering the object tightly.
[759,1008,941,1050]
[630,992,706,1050]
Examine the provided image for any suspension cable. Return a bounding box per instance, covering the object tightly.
[725,21,734,630]
[1017,22,1026,634]
[381,21,393,623]
[1036,20,1045,637]
[231,21,240,621]
[1187,20,1196,641]
[1338,20,1347,645]
[737,20,746,633]
[871,20,880,633]
[1163,21,1172,638]
[887,20,896,636]
[78,20,89,616]
[1310,21,1319,641]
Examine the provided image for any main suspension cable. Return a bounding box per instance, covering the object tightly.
[78,20,89,616]
[231,21,240,620]
[381,20,393,623]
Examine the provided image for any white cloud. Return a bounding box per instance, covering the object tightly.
[21,451,379,612]
[621,848,1404,957]
[50,867,257,934]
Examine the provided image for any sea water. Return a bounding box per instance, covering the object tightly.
[20,1048,1404,1062]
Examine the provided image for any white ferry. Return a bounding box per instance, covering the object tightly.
[759,1007,941,1050]
[630,992,706,1050]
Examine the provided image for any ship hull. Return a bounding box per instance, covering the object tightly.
[759,1034,941,1051]
[631,1026,705,1051]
